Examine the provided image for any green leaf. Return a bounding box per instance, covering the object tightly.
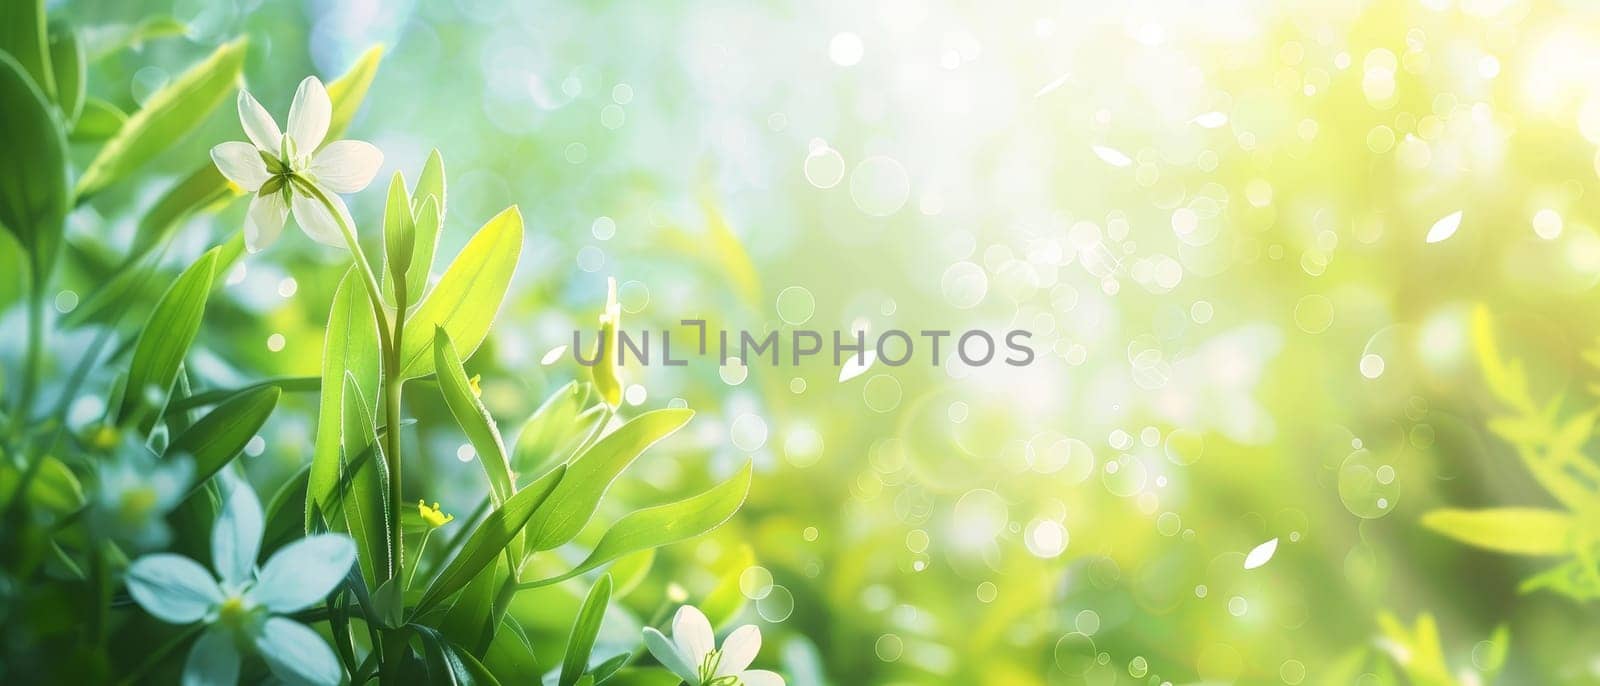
[525,409,694,552]
[83,16,188,60]
[418,465,566,615]
[416,624,504,686]
[116,247,218,424]
[397,206,523,379]
[309,267,381,528]
[340,373,391,591]
[0,52,69,286]
[526,461,751,589]
[434,327,514,506]
[512,382,604,480]
[75,37,246,199]
[261,464,310,555]
[406,149,446,296]
[560,575,612,686]
[590,279,622,407]
[482,617,540,683]
[382,171,415,301]
[165,385,280,490]
[1421,507,1576,556]
[46,22,83,123]
[325,45,383,140]
[0,0,53,98]
[69,97,125,141]
[372,577,405,629]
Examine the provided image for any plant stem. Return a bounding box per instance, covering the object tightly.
[12,269,45,437]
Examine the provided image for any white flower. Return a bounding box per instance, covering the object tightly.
[210,76,383,252]
[124,482,355,686]
[93,441,192,550]
[643,605,784,686]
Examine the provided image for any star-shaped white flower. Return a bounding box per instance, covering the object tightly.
[210,76,383,252]
[125,482,356,685]
[643,605,784,686]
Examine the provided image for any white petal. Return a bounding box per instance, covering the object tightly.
[715,625,761,676]
[1426,210,1463,244]
[212,483,263,588]
[236,90,282,152]
[310,140,384,193]
[740,669,786,686]
[1244,537,1279,570]
[1190,111,1229,128]
[250,534,356,613]
[286,76,331,153]
[183,627,241,686]
[643,626,698,684]
[245,191,290,253]
[210,142,270,192]
[838,350,876,382]
[1091,145,1132,167]
[290,188,353,249]
[125,554,222,624]
[254,616,344,686]
[671,605,715,668]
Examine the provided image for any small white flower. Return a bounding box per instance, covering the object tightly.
[210,76,383,252]
[124,482,355,686]
[643,605,784,686]
[94,442,192,550]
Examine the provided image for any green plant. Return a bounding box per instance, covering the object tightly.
[0,4,758,682]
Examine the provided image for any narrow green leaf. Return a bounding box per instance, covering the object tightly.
[1421,507,1576,556]
[591,278,622,407]
[69,97,124,141]
[117,247,217,424]
[83,16,188,61]
[325,45,383,139]
[0,52,69,286]
[165,385,280,490]
[76,38,246,199]
[512,382,603,482]
[434,327,514,506]
[382,171,415,301]
[309,267,381,528]
[482,616,539,683]
[341,373,392,591]
[46,22,83,123]
[418,465,566,614]
[406,149,446,297]
[525,409,694,552]
[0,0,53,98]
[524,462,752,589]
[560,575,613,686]
[168,376,319,413]
[398,206,523,379]
[261,464,310,555]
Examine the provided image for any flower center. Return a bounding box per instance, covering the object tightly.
[698,649,742,686]
[118,487,158,520]
[216,595,255,631]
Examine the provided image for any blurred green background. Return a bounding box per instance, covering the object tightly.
[16,0,1600,682]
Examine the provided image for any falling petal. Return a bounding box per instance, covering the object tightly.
[839,350,876,382]
[1244,537,1279,570]
[1091,145,1132,168]
[1191,111,1229,128]
[541,345,568,366]
[1033,73,1071,98]
[1425,211,1462,244]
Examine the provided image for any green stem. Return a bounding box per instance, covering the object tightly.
[12,271,45,436]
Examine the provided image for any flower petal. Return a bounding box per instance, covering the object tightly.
[290,188,353,249]
[245,191,289,253]
[125,553,222,624]
[310,140,383,193]
[236,90,282,152]
[210,142,270,193]
[254,616,345,686]
[643,626,698,685]
[183,627,241,686]
[286,76,331,154]
[249,534,356,613]
[740,669,786,686]
[671,605,715,669]
[212,483,264,588]
[715,625,761,676]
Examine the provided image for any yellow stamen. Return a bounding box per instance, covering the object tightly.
[87,423,120,450]
[418,499,454,527]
